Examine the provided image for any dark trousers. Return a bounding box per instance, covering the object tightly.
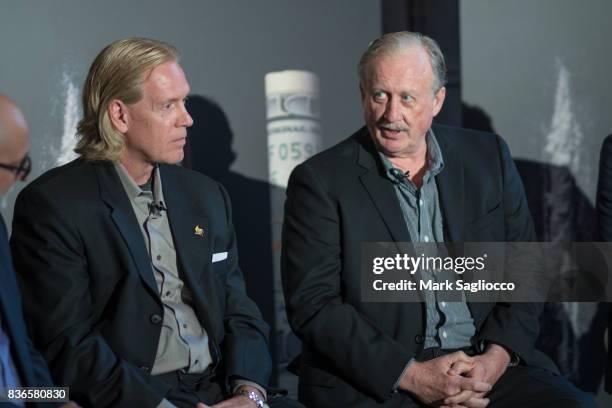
[155,369,304,408]
[407,347,597,408]
[155,369,223,407]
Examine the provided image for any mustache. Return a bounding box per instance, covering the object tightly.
[378,121,409,132]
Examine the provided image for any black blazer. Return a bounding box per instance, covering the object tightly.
[0,217,56,408]
[281,125,555,407]
[597,135,612,242]
[596,134,612,393]
[10,159,271,407]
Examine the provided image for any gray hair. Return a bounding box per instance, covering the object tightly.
[358,31,447,93]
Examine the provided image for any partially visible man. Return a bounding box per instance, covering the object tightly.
[10,39,297,408]
[596,134,612,394]
[0,95,77,408]
[281,31,596,407]
[0,95,30,197]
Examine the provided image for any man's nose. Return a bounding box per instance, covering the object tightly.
[383,97,401,122]
[180,104,194,127]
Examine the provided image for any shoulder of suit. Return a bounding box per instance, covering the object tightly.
[159,163,222,191]
[298,127,366,172]
[20,158,96,197]
[300,125,503,170]
[601,134,612,154]
[432,123,508,160]
[433,123,499,144]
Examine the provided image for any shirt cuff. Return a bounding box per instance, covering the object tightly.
[232,378,267,400]
[156,398,179,408]
[392,358,415,393]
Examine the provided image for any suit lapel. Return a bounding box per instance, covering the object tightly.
[159,166,220,344]
[434,130,495,318]
[96,163,159,297]
[434,128,465,243]
[356,129,411,245]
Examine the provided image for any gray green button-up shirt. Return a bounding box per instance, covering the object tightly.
[380,130,476,350]
[115,164,266,406]
[115,163,212,375]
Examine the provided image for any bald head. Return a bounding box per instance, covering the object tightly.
[0,94,30,195]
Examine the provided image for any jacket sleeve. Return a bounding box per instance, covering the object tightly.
[281,162,413,402]
[474,135,544,365]
[217,184,272,389]
[10,185,170,408]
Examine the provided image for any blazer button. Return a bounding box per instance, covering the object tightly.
[140,366,150,373]
[150,314,162,324]
[415,334,424,344]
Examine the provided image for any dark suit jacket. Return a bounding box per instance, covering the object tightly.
[1,216,56,408]
[281,125,555,407]
[10,159,271,407]
[597,135,612,242]
[596,134,612,393]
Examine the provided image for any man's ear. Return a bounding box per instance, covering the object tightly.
[107,99,129,134]
[432,86,446,117]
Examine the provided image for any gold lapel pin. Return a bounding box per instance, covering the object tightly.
[194,224,204,237]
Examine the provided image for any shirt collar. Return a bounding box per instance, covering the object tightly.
[113,162,165,206]
[426,128,445,176]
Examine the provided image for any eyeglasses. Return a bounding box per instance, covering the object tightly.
[0,154,31,181]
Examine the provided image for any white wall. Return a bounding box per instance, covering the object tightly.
[0,0,381,223]
[461,0,612,202]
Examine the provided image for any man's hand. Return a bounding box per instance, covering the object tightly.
[443,344,511,408]
[197,385,264,408]
[398,351,492,406]
[59,402,81,408]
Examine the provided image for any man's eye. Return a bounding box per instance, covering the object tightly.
[373,91,386,101]
[402,95,413,102]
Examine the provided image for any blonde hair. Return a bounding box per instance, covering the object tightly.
[75,37,179,161]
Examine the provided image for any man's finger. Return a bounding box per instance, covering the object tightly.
[447,350,474,365]
[458,377,492,393]
[448,360,474,376]
[444,389,475,405]
[196,403,210,408]
[463,397,490,408]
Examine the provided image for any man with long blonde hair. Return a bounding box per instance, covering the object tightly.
[11,38,293,408]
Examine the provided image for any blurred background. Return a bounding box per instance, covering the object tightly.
[1,0,610,404]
